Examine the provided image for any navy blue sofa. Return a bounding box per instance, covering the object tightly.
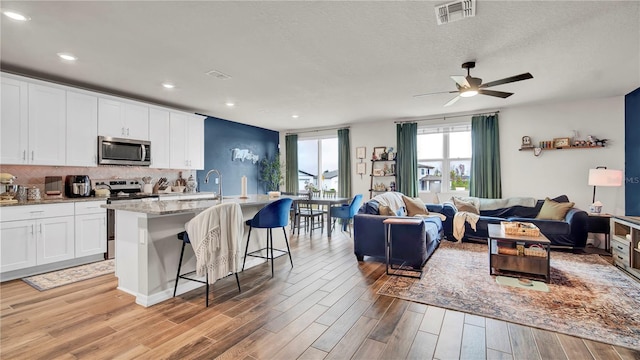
[439,195,588,248]
[353,193,444,269]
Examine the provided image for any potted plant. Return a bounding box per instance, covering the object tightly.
[259,154,283,192]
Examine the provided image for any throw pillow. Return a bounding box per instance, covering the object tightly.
[402,195,429,216]
[536,197,575,220]
[378,205,396,216]
[453,197,480,215]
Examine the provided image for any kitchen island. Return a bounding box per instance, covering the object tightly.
[104,195,296,307]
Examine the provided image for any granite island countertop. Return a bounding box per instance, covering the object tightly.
[102,194,303,215]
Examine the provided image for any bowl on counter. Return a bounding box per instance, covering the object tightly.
[173,186,185,193]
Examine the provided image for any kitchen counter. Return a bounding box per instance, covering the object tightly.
[0,196,109,207]
[103,194,289,215]
[0,191,218,207]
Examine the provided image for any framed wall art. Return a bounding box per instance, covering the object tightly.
[356,162,366,175]
[356,146,366,159]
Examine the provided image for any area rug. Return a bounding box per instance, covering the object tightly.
[23,260,114,291]
[378,241,640,350]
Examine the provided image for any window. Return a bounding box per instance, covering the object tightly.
[417,123,471,192]
[297,137,339,192]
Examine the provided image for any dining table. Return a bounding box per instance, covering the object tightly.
[290,195,351,237]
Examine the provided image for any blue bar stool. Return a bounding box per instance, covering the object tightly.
[242,198,294,277]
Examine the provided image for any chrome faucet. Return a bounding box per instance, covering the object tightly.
[204,169,222,199]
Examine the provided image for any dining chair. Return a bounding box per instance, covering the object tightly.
[330,194,364,236]
[242,198,294,277]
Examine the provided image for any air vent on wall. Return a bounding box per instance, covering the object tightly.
[205,69,232,80]
[435,0,476,25]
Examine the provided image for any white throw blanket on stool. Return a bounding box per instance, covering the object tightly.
[453,211,480,242]
[186,202,243,284]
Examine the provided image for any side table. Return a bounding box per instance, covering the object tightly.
[383,218,424,279]
[587,213,611,251]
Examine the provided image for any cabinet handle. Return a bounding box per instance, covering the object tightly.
[31,151,34,161]
[30,210,44,213]
[122,127,125,135]
[617,255,623,260]
[30,224,34,234]
[617,245,623,250]
[127,128,130,136]
[23,150,26,161]
[39,224,42,233]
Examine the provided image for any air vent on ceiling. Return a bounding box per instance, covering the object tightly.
[205,69,232,80]
[435,0,475,25]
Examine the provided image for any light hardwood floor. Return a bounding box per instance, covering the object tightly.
[1,229,639,360]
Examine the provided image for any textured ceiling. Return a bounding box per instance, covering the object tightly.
[1,1,638,131]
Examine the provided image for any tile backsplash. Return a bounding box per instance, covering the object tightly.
[0,165,195,193]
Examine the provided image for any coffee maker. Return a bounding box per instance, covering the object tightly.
[65,175,92,197]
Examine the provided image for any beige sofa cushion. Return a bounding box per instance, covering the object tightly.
[536,197,575,220]
[402,195,429,216]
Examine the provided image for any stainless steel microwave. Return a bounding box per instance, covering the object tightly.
[98,136,151,166]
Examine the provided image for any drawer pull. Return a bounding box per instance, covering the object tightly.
[30,211,45,213]
[617,255,624,260]
[617,246,624,250]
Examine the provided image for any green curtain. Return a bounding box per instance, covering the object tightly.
[396,123,418,197]
[337,128,352,198]
[285,134,299,193]
[469,114,502,198]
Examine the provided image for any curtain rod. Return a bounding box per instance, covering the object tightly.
[394,110,500,124]
[286,126,350,135]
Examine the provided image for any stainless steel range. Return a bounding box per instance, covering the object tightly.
[95,179,159,259]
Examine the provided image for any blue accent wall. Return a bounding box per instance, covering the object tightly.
[625,87,640,216]
[197,117,279,196]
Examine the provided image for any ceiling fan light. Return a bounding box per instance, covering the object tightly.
[460,89,478,97]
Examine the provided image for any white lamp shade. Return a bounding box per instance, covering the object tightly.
[588,168,623,187]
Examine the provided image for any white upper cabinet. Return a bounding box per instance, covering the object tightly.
[28,83,67,165]
[0,77,67,165]
[66,91,98,167]
[98,97,149,140]
[169,112,204,170]
[0,76,28,164]
[187,115,205,170]
[169,112,188,169]
[149,107,171,169]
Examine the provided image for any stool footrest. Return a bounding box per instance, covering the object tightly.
[246,247,289,260]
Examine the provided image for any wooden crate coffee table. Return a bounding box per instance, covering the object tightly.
[488,224,551,282]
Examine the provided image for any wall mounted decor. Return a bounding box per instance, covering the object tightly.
[231,148,259,163]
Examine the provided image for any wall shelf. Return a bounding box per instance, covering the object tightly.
[519,145,604,151]
[369,159,396,199]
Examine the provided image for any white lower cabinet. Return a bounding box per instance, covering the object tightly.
[36,216,75,265]
[0,220,37,272]
[75,201,107,257]
[0,201,106,276]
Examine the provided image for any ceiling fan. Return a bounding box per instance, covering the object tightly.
[414,61,533,107]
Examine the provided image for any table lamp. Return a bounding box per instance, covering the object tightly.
[587,167,623,212]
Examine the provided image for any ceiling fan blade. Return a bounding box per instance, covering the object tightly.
[478,89,513,98]
[480,73,533,88]
[413,90,457,98]
[451,75,470,88]
[444,95,461,107]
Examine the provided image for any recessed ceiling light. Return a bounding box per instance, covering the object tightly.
[292,115,299,119]
[225,102,235,107]
[162,83,175,89]
[57,53,77,61]
[3,10,30,21]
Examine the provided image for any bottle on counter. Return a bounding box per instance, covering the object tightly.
[186,175,197,193]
